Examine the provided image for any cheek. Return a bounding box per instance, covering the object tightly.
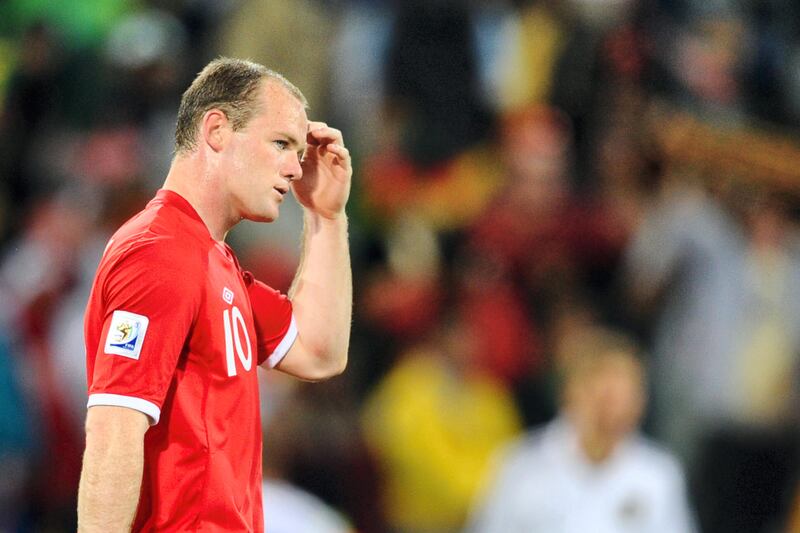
[231,152,248,178]
[224,142,251,180]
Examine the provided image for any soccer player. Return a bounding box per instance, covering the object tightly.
[77,58,352,532]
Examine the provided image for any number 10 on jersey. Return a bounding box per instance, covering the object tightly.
[223,305,253,376]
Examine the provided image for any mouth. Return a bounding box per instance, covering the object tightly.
[273,185,289,197]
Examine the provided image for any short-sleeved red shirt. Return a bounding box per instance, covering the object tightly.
[84,189,297,532]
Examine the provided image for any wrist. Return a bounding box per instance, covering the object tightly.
[305,209,348,227]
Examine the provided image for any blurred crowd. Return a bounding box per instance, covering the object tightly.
[1,0,800,531]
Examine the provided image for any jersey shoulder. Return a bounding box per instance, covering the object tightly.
[95,199,213,302]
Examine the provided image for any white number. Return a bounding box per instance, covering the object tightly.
[223,304,252,377]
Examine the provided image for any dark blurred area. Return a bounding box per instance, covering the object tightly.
[1,0,800,531]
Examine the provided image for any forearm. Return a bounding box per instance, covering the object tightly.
[288,211,351,375]
[78,407,147,532]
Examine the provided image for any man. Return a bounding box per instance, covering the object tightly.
[466,327,696,533]
[77,57,352,532]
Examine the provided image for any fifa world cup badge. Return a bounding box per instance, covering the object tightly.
[104,310,150,360]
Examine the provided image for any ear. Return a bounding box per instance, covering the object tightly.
[200,109,230,152]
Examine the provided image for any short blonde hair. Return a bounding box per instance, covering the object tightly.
[558,326,644,392]
[174,57,307,154]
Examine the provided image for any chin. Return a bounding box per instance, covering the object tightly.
[243,209,279,223]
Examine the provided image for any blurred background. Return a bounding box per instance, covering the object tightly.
[0,0,799,531]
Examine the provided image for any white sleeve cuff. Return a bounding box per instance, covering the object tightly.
[87,393,161,425]
[265,315,298,368]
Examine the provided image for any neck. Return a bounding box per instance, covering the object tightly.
[163,153,235,241]
[579,432,616,464]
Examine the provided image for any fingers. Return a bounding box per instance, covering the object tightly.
[307,122,344,147]
[324,143,351,169]
[305,121,351,170]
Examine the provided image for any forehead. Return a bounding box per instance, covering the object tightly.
[572,353,643,387]
[251,79,308,134]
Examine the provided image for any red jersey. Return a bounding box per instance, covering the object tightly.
[84,189,297,532]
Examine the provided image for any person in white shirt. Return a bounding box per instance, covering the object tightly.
[466,326,697,533]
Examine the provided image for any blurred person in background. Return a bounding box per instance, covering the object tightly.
[361,309,522,533]
[465,326,696,533]
[0,190,102,529]
[468,104,630,310]
[465,104,631,424]
[77,57,353,532]
[625,174,800,532]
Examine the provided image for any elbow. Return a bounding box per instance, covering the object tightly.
[300,347,348,382]
[310,350,348,382]
[329,351,349,378]
[281,335,349,381]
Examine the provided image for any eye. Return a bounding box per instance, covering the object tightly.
[274,140,289,150]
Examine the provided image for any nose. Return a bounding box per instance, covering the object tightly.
[282,152,303,181]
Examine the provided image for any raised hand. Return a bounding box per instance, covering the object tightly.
[293,121,352,219]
